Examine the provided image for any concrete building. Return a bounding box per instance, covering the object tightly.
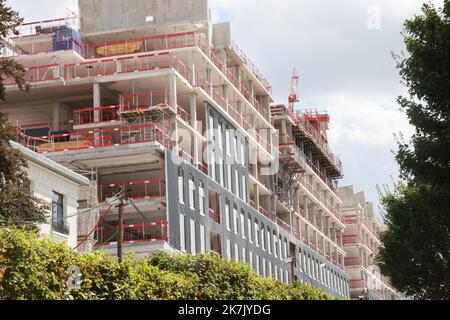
[340,185,401,300]
[1,0,349,298]
[9,141,89,248]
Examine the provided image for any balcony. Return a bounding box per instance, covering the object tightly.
[342,234,377,252]
[344,257,363,268]
[277,140,340,199]
[98,180,166,203]
[73,105,121,128]
[21,124,171,155]
[231,40,272,93]
[94,221,168,247]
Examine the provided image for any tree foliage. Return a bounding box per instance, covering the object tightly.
[0,113,47,227]
[0,227,337,300]
[377,0,450,300]
[0,0,28,100]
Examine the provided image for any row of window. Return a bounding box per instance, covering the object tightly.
[224,200,290,262]
[178,168,207,214]
[209,111,248,202]
[298,249,348,297]
[179,214,207,254]
[225,239,290,284]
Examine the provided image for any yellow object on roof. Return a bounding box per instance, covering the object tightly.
[96,41,143,57]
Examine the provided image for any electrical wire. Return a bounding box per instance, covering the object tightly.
[73,204,113,251]
[128,198,153,225]
[9,191,123,224]
[94,230,119,251]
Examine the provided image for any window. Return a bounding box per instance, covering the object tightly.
[234,244,239,262]
[178,167,185,204]
[226,127,231,156]
[180,213,186,251]
[52,192,67,234]
[242,176,247,201]
[261,223,266,251]
[225,201,231,230]
[234,136,239,162]
[227,164,232,191]
[218,121,223,149]
[200,224,206,254]
[262,258,266,277]
[240,210,246,239]
[240,139,245,165]
[226,239,231,260]
[247,214,253,242]
[254,219,260,246]
[233,205,239,234]
[234,169,240,197]
[199,181,205,216]
[189,174,195,209]
[190,219,196,254]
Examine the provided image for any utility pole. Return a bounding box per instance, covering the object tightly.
[116,187,126,263]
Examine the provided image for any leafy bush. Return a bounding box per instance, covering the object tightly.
[0,227,337,300]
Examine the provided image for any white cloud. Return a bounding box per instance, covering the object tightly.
[7,0,443,208]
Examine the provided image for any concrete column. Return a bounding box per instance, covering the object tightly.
[188,50,196,85]
[52,102,61,132]
[190,93,199,165]
[234,66,241,84]
[281,120,287,144]
[248,80,254,97]
[168,74,178,108]
[93,83,101,122]
[206,68,212,95]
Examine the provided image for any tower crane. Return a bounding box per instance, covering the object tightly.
[288,68,300,112]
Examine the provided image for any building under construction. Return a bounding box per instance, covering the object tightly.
[1,0,349,298]
[340,186,402,300]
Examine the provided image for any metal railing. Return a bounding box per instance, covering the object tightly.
[73,105,120,126]
[10,16,79,38]
[98,180,166,203]
[23,124,171,154]
[95,221,169,247]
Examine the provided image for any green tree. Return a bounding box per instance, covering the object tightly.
[0,0,28,99]
[0,113,47,227]
[0,1,45,227]
[377,1,450,300]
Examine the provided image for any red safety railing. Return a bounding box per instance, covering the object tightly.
[259,207,277,222]
[73,105,120,126]
[85,32,196,58]
[343,235,359,246]
[94,221,169,247]
[231,40,272,93]
[299,176,343,223]
[345,257,362,267]
[11,16,79,38]
[177,105,192,125]
[24,124,171,154]
[277,218,292,234]
[98,180,166,202]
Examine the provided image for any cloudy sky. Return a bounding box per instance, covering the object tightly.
[6,0,445,211]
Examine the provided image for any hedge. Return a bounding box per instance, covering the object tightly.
[0,227,337,300]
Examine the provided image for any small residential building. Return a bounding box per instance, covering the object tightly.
[10,141,89,248]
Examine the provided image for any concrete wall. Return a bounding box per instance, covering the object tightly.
[79,0,209,35]
[27,161,81,248]
[212,22,231,49]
